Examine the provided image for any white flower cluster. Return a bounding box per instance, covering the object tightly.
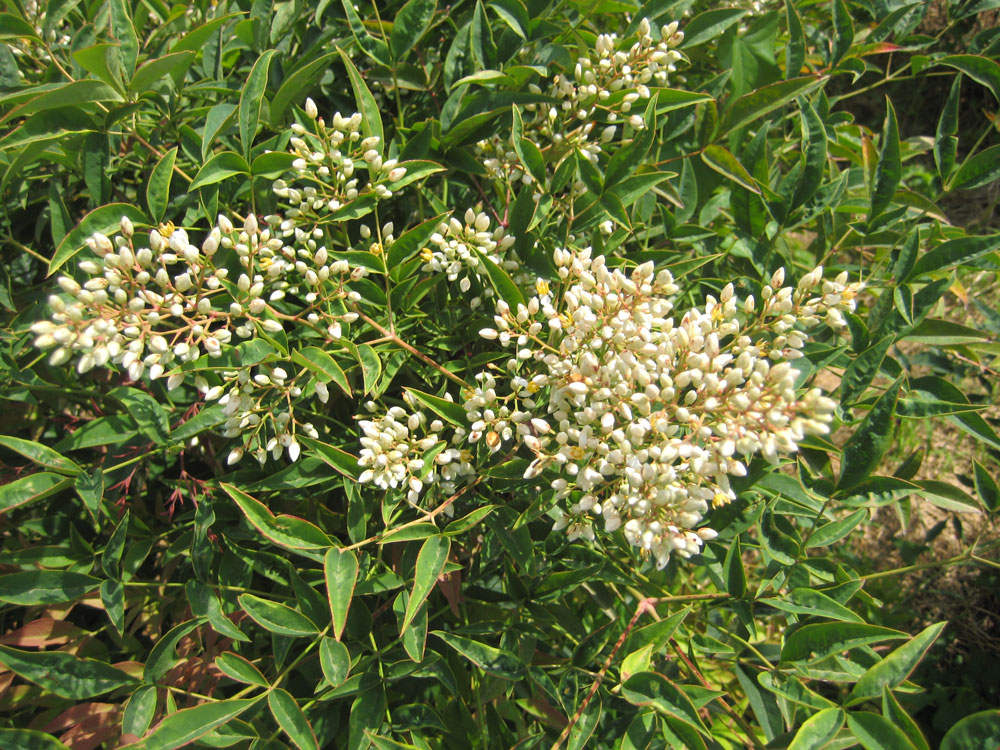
[357,401,475,504]
[468,248,863,568]
[477,18,684,194]
[205,363,321,466]
[32,213,361,387]
[274,100,407,226]
[420,208,518,308]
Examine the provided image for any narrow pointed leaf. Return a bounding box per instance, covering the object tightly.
[123,696,264,750]
[0,644,136,699]
[401,535,450,635]
[848,621,947,702]
[238,594,319,637]
[325,548,359,640]
[788,708,844,750]
[269,689,319,750]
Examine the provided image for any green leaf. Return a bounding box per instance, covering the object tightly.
[345,341,381,395]
[189,150,250,190]
[0,570,98,605]
[0,644,135,699]
[101,510,130,578]
[567,692,601,750]
[940,709,1000,750]
[935,75,961,182]
[251,151,298,178]
[935,54,1000,103]
[757,671,835,709]
[0,729,70,750]
[319,636,351,686]
[767,587,863,623]
[0,80,122,125]
[144,620,203,683]
[338,46,384,149]
[71,44,125,93]
[0,436,79,475]
[75,470,104,518]
[974,460,1000,512]
[791,97,828,209]
[339,0,391,66]
[404,387,467,426]
[201,103,237,160]
[238,594,319,637]
[108,386,170,445]
[701,144,760,193]
[401,535,450,635]
[109,0,139,77]
[123,697,265,750]
[387,212,450,269]
[621,672,710,737]
[47,204,148,275]
[299,437,361,480]
[146,146,177,223]
[841,336,893,406]
[101,579,124,635]
[784,0,805,77]
[292,347,351,396]
[913,479,981,513]
[269,52,338,128]
[718,76,824,136]
[128,51,196,96]
[781,622,907,662]
[123,685,158,738]
[724,536,747,598]
[869,98,901,226]
[846,712,919,750]
[606,171,675,207]
[907,233,1000,279]
[380,523,440,544]
[444,505,496,535]
[216,652,269,687]
[325,548,359,641]
[682,8,747,48]
[238,50,277,160]
[221,482,333,551]
[838,378,902,491]
[848,621,947,702]
[951,143,1000,190]
[269,689,319,750]
[0,13,40,40]
[473,247,525,307]
[883,687,930,750]
[788,708,845,750]
[433,631,525,679]
[390,0,436,60]
[806,509,868,548]
[512,106,546,184]
[831,0,854,66]
[0,472,71,514]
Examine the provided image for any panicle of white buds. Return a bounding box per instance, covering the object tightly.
[33,212,362,393]
[420,208,520,308]
[477,17,686,204]
[357,403,474,504]
[464,247,863,568]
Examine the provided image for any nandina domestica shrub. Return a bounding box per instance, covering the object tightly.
[1,1,999,748]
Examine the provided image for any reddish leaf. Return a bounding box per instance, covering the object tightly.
[0,618,83,647]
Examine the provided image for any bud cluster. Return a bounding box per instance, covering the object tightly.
[32,214,362,390]
[357,401,475,504]
[275,101,407,228]
[468,248,863,568]
[477,18,685,202]
[420,208,519,307]
[208,363,322,466]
